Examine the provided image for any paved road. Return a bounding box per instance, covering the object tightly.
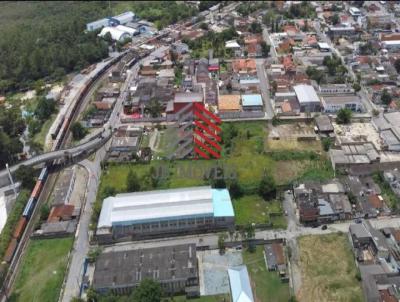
[256,59,274,119]
[61,46,168,302]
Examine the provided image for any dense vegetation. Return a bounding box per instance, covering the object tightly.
[183,27,238,58]
[0,2,111,93]
[0,105,25,167]
[0,190,30,264]
[0,1,199,94]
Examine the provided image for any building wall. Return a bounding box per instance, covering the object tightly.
[97,216,234,243]
[323,101,361,113]
[300,102,321,113]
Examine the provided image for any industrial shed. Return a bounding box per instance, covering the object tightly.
[98,26,131,42]
[96,186,235,242]
[293,84,321,112]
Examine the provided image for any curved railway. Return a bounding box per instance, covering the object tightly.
[0,50,131,300]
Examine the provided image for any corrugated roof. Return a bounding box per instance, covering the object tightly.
[98,186,234,228]
[242,94,263,107]
[293,84,320,105]
[228,266,254,302]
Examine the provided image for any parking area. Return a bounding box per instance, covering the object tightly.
[197,249,243,296]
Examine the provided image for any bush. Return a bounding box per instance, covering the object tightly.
[70,122,88,140]
[258,172,276,200]
[336,108,352,124]
[322,138,332,152]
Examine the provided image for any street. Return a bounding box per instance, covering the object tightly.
[61,46,168,302]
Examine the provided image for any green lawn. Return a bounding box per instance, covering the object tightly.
[94,121,332,227]
[243,246,290,302]
[32,113,56,151]
[233,195,286,229]
[12,237,73,302]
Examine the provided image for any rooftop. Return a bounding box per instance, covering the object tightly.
[228,266,254,302]
[293,84,320,104]
[93,244,198,290]
[97,186,234,228]
[241,94,263,107]
[218,94,241,111]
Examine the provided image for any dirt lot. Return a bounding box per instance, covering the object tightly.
[297,233,363,302]
[267,123,321,151]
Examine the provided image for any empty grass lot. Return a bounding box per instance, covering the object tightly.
[298,233,363,302]
[12,237,73,302]
[95,122,333,226]
[243,246,290,302]
[233,195,287,229]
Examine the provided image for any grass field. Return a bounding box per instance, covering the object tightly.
[266,139,322,152]
[94,121,333,227]
[298,233,363,302]
[233,195,286,228]
[32,113,56,151]
[243,246,290,302]
[12,237,73,302]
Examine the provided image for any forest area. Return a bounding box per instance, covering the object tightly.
[0,1,200,167]
[0,1,200,94]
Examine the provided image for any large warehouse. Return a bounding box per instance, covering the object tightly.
[96,186,235,242]
[93,244,199,296]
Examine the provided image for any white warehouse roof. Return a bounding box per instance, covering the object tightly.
[98,186,234,228]
[98,26,131,41]
[293,84,320,104]
[113,11,135,25]
[116,25,137,36]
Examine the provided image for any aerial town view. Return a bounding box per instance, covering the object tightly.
[2,1,400,301]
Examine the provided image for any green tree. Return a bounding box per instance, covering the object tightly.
[35,97,57,121]
[381,89,392,106]
[352,83,361,92]
[249,22,262,33]
[200,22,209,30]
[70,122,88,140]
[218,233,226,254]
[126,169,141,192]
[15,165,36,190]
[260,41,270,57]
[322,138,332,152]
[258,172,276,200]
[146,99,163,118]
[332,13,340,25]
[40,204,50,221]
[132,279,163,302]
[336,108,352,124]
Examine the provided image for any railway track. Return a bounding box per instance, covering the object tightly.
[0,53,126,302]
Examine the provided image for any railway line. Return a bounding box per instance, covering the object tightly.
[0,50,128,301]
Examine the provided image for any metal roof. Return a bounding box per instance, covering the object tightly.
[241,94,263,107]
[98,186,234,228]
[293,84,320,105]
[98,26,131,41]
[228,266,254,302]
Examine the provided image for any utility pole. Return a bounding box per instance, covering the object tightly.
[5,163,17,197]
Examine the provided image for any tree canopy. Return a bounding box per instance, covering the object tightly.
[336,108,352,124]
